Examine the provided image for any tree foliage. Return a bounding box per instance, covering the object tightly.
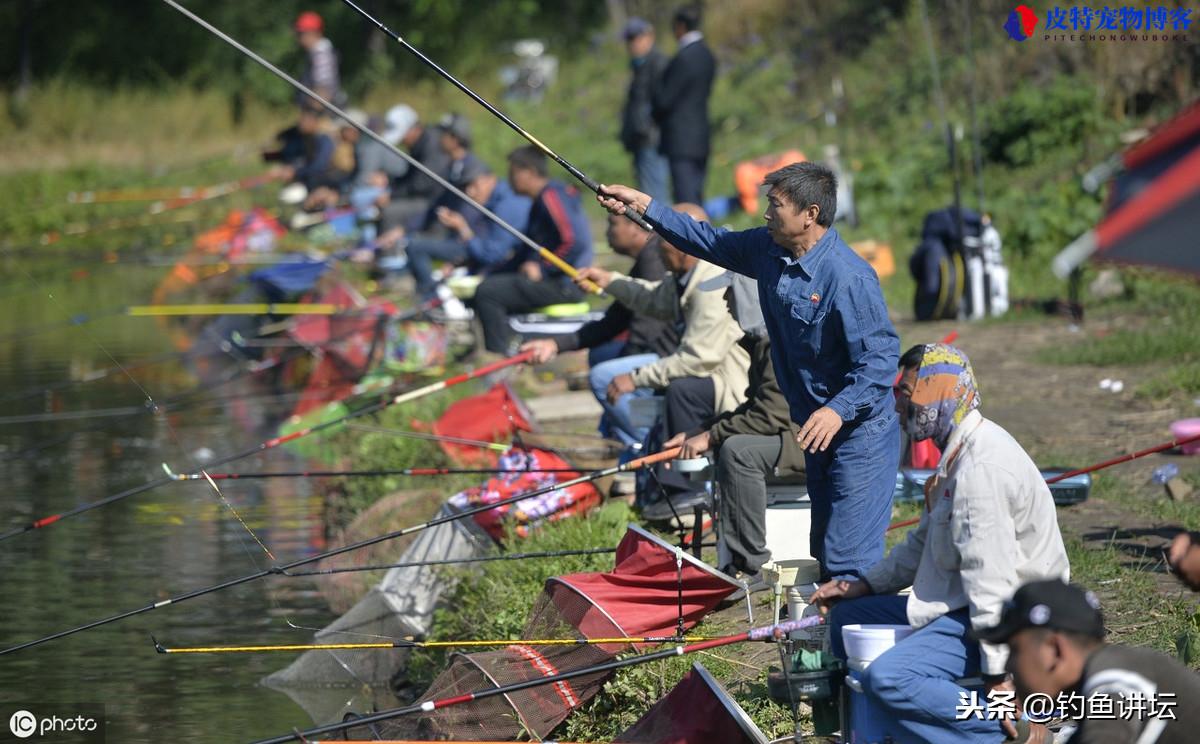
[0,0,605,103]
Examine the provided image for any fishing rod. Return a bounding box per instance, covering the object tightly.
[67,173,278,205]
[154,632,714,655]
[282,545,617,577]
[0,304,348,343]
[0,351,533,544]
[340,0,652,233]
[886,431,1200,532]
[161,0,601,295]
[0,444,681,654]
[250,614,822,744]
[162,465,582,483]
[345,423,509,452]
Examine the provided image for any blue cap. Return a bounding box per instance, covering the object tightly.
[623,17,653,40]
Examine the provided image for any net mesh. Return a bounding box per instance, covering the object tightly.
[263,506,491,693]
[355,527,744,741]
[369,644,613,741]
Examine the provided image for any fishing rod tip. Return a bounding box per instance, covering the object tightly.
[151,635,166,654]
[160,462,181,480]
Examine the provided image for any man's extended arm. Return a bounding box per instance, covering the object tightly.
[645,200,760,278]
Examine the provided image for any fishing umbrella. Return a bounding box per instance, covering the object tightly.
[1054,99,1200,277]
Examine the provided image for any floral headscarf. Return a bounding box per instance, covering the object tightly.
[903,344,981,450]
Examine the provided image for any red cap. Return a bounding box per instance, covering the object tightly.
[294,11,324,33]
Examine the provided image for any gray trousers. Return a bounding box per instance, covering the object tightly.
[715,434,778,575]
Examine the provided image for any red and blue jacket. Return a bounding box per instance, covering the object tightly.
[511,180,594,281]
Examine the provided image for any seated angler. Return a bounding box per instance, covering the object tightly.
[472,146,594,357]
[811,343,1070,744]
[266,105,337,194]
[402,155,531,303]
[375,106,453,249]
[980,578,1200,744]
[519,211,678,422]
[659,270,805,580]
[572,204,749,496]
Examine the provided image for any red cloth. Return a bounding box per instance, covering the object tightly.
[432,383,533,466]
[910,438,942,469]
[616,663,764,744]
[551,527,739,644]
[447,448,600,542]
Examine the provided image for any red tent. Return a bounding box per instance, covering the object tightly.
[1055,100,1200,277]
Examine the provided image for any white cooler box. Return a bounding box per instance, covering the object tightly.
[763,481,814,563]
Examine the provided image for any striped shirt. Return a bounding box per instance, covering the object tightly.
[300,38,342,105]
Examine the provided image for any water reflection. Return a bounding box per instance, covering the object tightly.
[0,265,385,742]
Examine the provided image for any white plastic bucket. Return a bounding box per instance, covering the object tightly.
[841,624,914,665]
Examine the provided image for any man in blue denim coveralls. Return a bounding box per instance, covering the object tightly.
[595,162,899,580]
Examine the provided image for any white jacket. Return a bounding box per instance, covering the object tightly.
[605,259,750,414]
[862,410,1069,674]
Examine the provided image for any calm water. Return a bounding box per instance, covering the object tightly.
[0,261,376,742]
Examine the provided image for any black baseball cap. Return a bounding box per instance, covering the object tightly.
[973,579,1105,643]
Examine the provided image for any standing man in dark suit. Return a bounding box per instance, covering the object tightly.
[652,5,716,204]
[620,18,670,206]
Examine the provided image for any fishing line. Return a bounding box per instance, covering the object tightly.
[3,251,278,567]
[0,444,680,654]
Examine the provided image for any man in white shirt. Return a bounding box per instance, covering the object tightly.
[812,343,1068,744]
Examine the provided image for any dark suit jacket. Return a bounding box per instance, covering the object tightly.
[652,39,716,160]
[620,49,668,152]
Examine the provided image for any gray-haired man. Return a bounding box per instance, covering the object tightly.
[597,162,900,582]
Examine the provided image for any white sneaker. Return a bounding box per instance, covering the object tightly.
[440,296,471,321]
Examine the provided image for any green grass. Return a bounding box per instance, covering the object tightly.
[1064,533,1198,660]
[1037,275,1200,398]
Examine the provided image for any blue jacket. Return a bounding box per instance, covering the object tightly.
[462,180,531,268]
[411,180,532,270]
[513,181,594,281]
[645,200,898,427]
